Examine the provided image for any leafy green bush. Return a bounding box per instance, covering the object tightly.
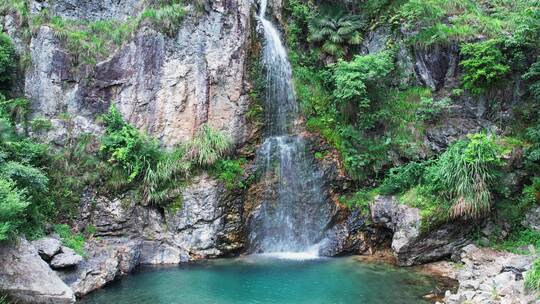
[332,50,394,112]
[211,158,246,190]
[0,177,29,241]
[379,161,431,195]
[525,121,540,172]
[525,257,540,292]
[0,32,15,94]
[426,133,502,219]
[54,224,85,255]
[415,97,451,122]
[100,105,161,182]
[523,58,540,101]
[460,39,510,95]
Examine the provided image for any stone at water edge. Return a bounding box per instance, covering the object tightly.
[0,238,75,304]
[50,246,83,269]
[31,237,62,260]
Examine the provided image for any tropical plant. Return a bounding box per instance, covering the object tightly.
[308,13,364,58]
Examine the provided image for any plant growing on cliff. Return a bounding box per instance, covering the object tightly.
[100,105,161,183]
[460,39,510,95]
[308,12,364,59]
[0,33,15,94]
[185,124,233,167]
[525,257,540,293]
[54,224,85,255]
[332,50,394,124]
[425,133,502,219]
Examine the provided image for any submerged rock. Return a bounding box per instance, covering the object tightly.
[370,195,472,266]
[0,239,75,304]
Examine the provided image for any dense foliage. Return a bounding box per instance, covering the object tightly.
[284,0,540,251]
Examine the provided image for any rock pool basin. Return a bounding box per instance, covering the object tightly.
[80,256,445,304]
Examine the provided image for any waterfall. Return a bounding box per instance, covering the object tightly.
[248,0,332,257]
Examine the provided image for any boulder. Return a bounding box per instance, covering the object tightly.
[56,238,141,297]
[50,247,83,269]
[370,195,472,266]
[31,237,62,260]
[0,239,75,304]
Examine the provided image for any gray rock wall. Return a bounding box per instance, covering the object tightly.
[23,0,253,147]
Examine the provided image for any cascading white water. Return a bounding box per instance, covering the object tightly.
[248,0,333,258]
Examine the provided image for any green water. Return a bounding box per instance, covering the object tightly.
[80,256,439,304]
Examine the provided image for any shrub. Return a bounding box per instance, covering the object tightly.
[100,105,161,182]
[0,33,15,93]
[379,160,431,195]
[332,50,394,111]
[525,121,540,172]
[415,97,451,122]
[425,133,502,219]
[0,177,29,241]
[525,257,540,292]
[212,158,246,190]
[185,124,233,167]
[523,59,540,101]
[460,39,510,95]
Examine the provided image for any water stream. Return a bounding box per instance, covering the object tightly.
[248,0,333,256]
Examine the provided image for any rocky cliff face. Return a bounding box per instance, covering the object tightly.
[17,0,253,147]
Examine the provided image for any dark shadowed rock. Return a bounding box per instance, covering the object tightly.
[0,239,75,304]
[413,43,459,91]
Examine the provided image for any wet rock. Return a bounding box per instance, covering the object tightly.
[50,247,83,269]
[370,195,472,266]
[0,238,75,304]
[32,237,62,260]
[319,209,369,256]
